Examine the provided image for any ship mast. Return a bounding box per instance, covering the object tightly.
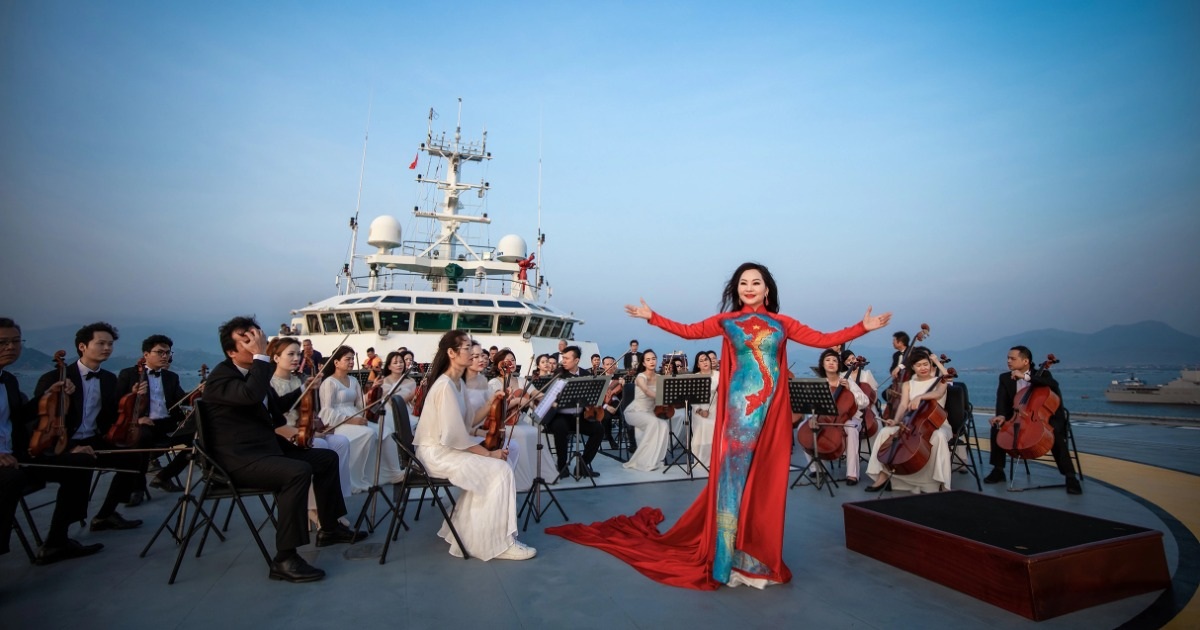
[341,98,372,295]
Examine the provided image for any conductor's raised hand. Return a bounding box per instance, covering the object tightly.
[625,298,652,320]
[862,306,892,332]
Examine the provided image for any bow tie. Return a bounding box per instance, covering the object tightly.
[84,371,99,380]
[148,370,162,377]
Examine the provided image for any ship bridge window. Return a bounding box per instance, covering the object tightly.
[342,297,365,304]
[414,312,453,332]
[497,300,524,309]
[416,297,454,305]
[562,322,573,339]
[526,316,543,336]
[336,312,355,333]
[381,296,411,304]
[355,311,376,332]
[320,313,338,333]
[537,319,555,337]
[459,298,495,308]
[498,315,525,334]
[379,311,410,332]
[359,295,382,303]
[306,314,321,333]
[457,313,494,333]
[547,319,565,339]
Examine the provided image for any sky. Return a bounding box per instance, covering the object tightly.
[1,1,1198,359]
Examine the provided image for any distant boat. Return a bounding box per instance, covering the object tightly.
[1104,370,1200,405]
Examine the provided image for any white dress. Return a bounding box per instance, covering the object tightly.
[622,373,670,472]
[413,374,519,560]
[798,379,869,480]
[319,376,378,494]
[370,376,409,485]
[463,374,524,482]
[866,376,952,493]
[486,376,556,491]
[270,374,353,500]
[689,370,720,467]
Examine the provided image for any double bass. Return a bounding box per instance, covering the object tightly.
[108,358,146,448]
[30,351,71,457]
[995,354,1060,460]
[882,323,930,420]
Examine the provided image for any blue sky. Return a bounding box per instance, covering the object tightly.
[2,1,1198,358]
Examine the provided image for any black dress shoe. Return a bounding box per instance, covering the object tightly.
[1065,476,1083,495]
[35,539,104,565]
[574,466,600,478]
[315,524,368,547]
[150,476,185,492]
[269,555,325,583]
[983,468,1006,484]
[125,490,147,507]
[845,478,858,487]
[90,512,143,532]
[864,480,891,493]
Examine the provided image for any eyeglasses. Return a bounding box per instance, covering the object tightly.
[150,350,174,357]
[0,338,24,348]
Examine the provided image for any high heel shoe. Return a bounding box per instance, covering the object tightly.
[863,479,891,493]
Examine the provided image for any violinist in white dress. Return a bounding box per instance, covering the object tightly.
[621,350,670,472]
[318,346,378,494]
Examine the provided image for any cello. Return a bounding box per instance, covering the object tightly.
[29,351,71,457]
[995,354,1059,460]
[848,355,879,439]
[108,358,147,448]
[877,355,948,476]
[795,377,852,462]
[882,323,930,420]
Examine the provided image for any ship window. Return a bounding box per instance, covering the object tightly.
[416,297,454,305]
[342,297,364,304]
[379,311,410,332]
[362,295,381,303]
[336,312,355,333]
[562,322,573,339]
[527,316,543,336]
[547,319,564,338]
[498,315,525,334]
[497,300,523,308]
[355,311,376,332]
[381,296,411,304]
[458,313,494,332]
[414,312,453,332]
[459,298,495,308]
[320,313,338,333]
[538,319,555,336]
[306,314,321,333]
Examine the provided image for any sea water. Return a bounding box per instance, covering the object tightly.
[951,368,1200,421]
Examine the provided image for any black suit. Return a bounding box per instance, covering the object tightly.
[1,371,93,551]
[545,368,604,472]
[117,366,191,483]
[201,358,345,553]
[33,362,141,518]
[989,370,1075,477]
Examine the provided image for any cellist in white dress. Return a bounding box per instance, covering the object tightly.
[412,331,536,561]
[864,349,951,493]
[318,346,378,494]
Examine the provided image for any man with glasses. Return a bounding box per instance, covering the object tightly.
[0,318,102,564]
[546,346,604,479]
[116,335,190,501]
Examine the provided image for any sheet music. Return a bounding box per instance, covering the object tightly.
[532,378,567,420]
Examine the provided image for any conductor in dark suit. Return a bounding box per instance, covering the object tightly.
[33,322,144,532]
[545,346,604,479]
[985,345,1081,494]
[202,316,363,583]
[0,317,99,564]
[116,334,192,497]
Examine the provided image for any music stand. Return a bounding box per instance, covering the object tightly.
[519,379,569,530]
[553,376,609,484]
[657,374,712,478]
[352,382,408,536]
[787,379,841,496]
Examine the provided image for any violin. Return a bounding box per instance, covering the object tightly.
[849,356,880,439]
[795,369,854,462]
[878,377,947,476]
[410,374,429,417]
[363,379,384,422]
[108,358,146,448]
[585,376,624,422]
[995,354,1060,460]
[293,381,320,449]
[482,362,511,451]
[882,323,930,420]
[30,351,70,457]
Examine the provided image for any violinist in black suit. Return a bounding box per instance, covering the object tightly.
[201,316,363,583]
[33,322,144,533]
[116,334,192,498]
[985,345,1081,494]
[0,318,99,564]
[544,346,604,479]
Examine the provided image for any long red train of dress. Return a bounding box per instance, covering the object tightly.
[546,306,867,590]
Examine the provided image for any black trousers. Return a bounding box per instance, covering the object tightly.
[226,447,344,554]
[546,411,603,469]
[989,414,1075,476]
[75,436,144,517]
[147,418,191,481]
[0,452,94,551]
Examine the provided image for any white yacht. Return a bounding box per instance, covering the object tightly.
[1105,370,1200,405]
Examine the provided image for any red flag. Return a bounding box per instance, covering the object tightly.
[408,153,418,170]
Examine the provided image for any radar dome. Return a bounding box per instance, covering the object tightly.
[495,235,527,262]
[367,216,403,251]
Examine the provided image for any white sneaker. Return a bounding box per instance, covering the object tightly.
[495,541,537,561]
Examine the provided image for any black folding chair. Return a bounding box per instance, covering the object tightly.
[945,382,982,491]
[159,400,277,584]
[381,412,469,563]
